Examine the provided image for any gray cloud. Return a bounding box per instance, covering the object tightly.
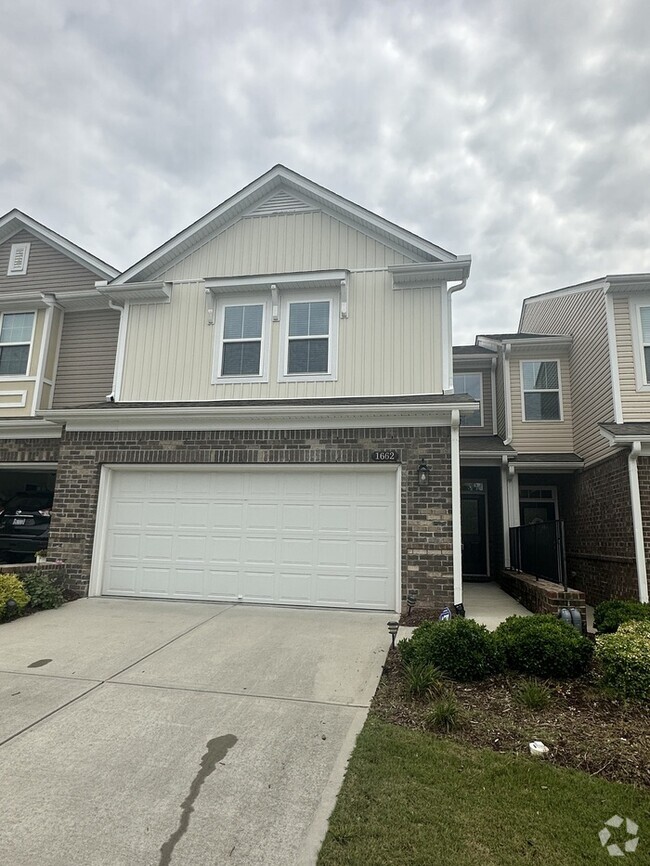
[1,0,649,343]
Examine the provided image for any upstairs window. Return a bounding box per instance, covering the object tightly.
[0,312,35,376]
[453,372,482,427]
[286,300,331,375]
[639,306,650,384]
[7,243,30,276]
[216,301,267,381]
[521,360,561,420]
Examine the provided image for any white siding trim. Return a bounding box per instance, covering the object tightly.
[32,298,57,415]
[629,293,650,392]
[89,464,112,597]
[0,390,27,408]
[519,359,564,422]
[109,301,129,401]
[605,291,624,422]
[451,411,462,604]
[7,242,30,275]
[277,291,339,383]
[628,443,649,603]
[212,294,271,385]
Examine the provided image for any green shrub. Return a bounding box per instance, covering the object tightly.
[593,600,650,634]
[20,570,65,611]
[399,617,504,682]
[513,679,552,711]
[495,615,593,678]
[426,694,466,733]
[595,620,650,701]
[0,573,30,620]
[403,660,444,699]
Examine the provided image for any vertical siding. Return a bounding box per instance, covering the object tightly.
[121,276,444,401]
[159,211,416,281]
[0,229,100,293]
[495,352,506,439]
[453,359,494,436]
[509,348,574,452]
[51,309,120,407]
[614,295,650,421]
[521,290,613,463]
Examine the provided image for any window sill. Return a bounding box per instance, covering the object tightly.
[278,372,337,383]
[212,375,269,386]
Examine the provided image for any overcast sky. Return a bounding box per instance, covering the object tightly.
[1,0,649,343]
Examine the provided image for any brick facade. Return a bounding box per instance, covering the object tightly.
[562,451,638,605]
[638,457,650,586]
[498,569,587,631]
[0,438,59,464]
[48,425,455,608]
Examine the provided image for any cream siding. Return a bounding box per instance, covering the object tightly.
[121,275,444,401]
[0,308,44,418]
[614,294,650,421]
[158,211,417,282]
[51,310,120,407]
[509,348,574,453]
[453,359,494,436]
[0,229,99,293]
[521,289,613,463]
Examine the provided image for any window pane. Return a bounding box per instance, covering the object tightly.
[289,301,330,337]
[223,306,244,340]
[287,338,329,373]
[640,306,650,342]
[523,361,558,390]
[0,344,29,375]
[453,373,481,400]
[308,301,330,335]
[524,391,560,420]
[242,305,263,339]
[0,312,34,344]
[221,341,261,376]
[644,345,650,384]
[460,407,482,427]
[288,303,310,337]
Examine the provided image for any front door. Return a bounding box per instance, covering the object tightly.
[461,487,488,578]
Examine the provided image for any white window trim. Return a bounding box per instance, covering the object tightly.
[212,295,271,385]
[0,311,37,380]
[630,295,650,392]
[453,371,484,428]
[519,485,558,520]
[278,291,339,382]
[7,242,30,276]
[520,359,564,422]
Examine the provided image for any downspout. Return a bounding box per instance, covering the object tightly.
[491,356,498,435]
[503,342,513,445]
[628,441,649,603]
[501,454,511,567]
[444,279,467,393]
[107,299,126,402]
[450,408,462,604]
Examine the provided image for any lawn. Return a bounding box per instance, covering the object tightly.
[318,716,650,866]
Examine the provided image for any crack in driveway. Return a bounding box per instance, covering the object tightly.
[158,734,238,866]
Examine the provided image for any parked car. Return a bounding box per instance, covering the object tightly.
[0,492,53,563]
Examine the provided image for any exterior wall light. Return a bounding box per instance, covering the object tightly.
[417,461,430,488]
[387,620,400,649]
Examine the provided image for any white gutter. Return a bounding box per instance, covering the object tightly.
[107,300,128,402]
[503,342,513,445]
[451,409,463,604]
[501,454,512,567]
[628,441,649,603]
[443,278,467,394]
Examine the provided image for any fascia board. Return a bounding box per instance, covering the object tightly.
[98,281,171,304]
[0,420,62,439]
[204,270,348,291]
[512,461,583,470]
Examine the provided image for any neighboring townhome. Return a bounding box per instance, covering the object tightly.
[43,165,473,612]
[519,275,650,606]
[0,210,118,562]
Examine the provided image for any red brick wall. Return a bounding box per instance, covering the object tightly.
[49,425,455,608]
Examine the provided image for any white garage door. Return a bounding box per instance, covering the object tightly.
[96,467,398,610]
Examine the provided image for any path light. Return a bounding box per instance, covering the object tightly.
[4,599,17,618]
[417,461,430,488]
[406,591,417,617]
[387,620,400,649]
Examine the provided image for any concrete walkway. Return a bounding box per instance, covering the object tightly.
[0,598,390,866]
[463,581,533,630]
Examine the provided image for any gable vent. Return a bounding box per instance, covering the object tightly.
[7,242,30,276]
[248,189,315,216]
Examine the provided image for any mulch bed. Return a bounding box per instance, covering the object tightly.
[373,650,650,789]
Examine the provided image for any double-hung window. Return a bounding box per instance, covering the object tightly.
[0,312,34,376]
[283,298,334,377]
[521,360,561,421]
[638,306,650,385]
[216,300,267,381]
[453,372,483,427]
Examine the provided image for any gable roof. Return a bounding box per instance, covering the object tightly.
[112,165,460,285]
[0,209,118,279]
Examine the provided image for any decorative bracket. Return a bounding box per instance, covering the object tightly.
[340,277,348,318]
[271,284,279,321]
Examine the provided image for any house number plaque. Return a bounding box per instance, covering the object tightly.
[371,450,400,462]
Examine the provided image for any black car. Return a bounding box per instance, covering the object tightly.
[0,492,53,563]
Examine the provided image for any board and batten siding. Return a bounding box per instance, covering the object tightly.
[521,289,613,464]
[509,348,574,453]
[157,211,418,281]
[51,310,120,407]
[453,358,494,436]
[613,295,650,422]
[121,273,444,401]
[0,229,99,294]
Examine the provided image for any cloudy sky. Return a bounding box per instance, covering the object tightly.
[1,0,649,343]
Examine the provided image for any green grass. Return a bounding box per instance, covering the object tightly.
[318,717,650,865]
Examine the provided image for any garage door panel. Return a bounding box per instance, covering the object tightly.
[100,468,397,610]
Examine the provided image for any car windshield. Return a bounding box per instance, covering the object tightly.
[3,494,53,513]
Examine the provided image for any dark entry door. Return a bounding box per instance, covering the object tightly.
[461,492,488,577]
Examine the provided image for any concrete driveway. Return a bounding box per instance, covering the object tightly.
[0,598,390,866]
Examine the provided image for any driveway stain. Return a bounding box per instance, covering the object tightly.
[27,659,52,668]
[158,734,237,866]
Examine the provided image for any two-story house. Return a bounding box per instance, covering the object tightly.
[42,165,473,613]
[0,210,118,556]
